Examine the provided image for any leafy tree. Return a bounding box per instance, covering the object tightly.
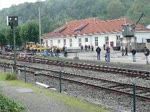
[19,20,39,44]
[0,27,23,48]
[107,0,126,19]
[0,0,149,35]
[127,0,150,25]
[0,30,7,49]
[2,28,13,45]
[15,26,22,47]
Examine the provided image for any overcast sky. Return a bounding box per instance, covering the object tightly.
[0,0,38,10]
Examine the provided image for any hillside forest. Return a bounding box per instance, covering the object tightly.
[0,0,150,47]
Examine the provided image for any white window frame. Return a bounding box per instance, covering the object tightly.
[50,40,53,47]
[105,36,109,45]
[95,37,98,46]
[46,40,48,47]
[78,38,82,46]
[85,38,88,42]
[69,39,72,47]
[58,39,60,44]
[64,39,66,46]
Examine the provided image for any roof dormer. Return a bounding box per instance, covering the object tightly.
[55,26,67,34]
[74,23,89,32]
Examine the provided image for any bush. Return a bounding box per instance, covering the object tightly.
[5,73,17,80]
[0,93,25,112]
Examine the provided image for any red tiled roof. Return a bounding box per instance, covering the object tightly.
[44,18,150,38]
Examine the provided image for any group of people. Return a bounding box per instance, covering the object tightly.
[96,46,110,62]
[95,45,150,63]
[49,47,60,57]
[44,46,68,58]
[81,45,94,51]
[129,46,149,63]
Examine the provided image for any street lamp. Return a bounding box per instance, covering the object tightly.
[7,16,18,73]
[38,0,42,54]
[73,34,79,60]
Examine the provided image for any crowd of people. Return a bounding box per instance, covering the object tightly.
[29,43,149,64]
[43,46,68,58]
[95,45,149,63]
[80,45,94,51]
[3,43,149,64]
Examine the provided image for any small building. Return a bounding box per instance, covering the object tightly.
[43,18,150,50]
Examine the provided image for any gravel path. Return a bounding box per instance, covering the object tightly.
[0,81,82,112]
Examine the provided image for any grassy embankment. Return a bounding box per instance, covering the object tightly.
[0,72,110,112]
[0,73,25,112]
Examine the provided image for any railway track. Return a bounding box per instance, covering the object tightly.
[0,54,150,80]
[0,62,150,101]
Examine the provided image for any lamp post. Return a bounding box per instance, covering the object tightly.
[13,26,16,72]
[7,16,18,73]
[73,34,79,60]
[38,0,42,54]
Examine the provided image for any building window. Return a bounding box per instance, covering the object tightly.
[46,40,48,47]
[58,40,60,44]
[50,40,53,47]
[63,39,66,45]
[95,37,98,46]
[69,39,72,47]
[147,39,150,42]
[105,36,109,45]
[105,36,109,42]
[78,38,82,46]
[116,35,120,47]
[85,38,88,42]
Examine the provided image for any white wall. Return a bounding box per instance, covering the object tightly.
[135,31,150,43]
[44,33,118,48]
[93,33,120,48]
[44,31,150,49]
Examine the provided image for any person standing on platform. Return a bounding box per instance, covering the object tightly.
[49,48,53,57]
[91,45,94,51]
[131,49,136,62]
[96,46,101,60]
[103,44,105,50]
[106,46,110,62]
[85,45,87,51]
[143,46,149,64]
[80,45,83,51]
[64,46,67,57]
[121,46,125,56]
[125,46,128,56]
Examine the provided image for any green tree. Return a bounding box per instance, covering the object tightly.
[107,0,126,19]
[127,0,150,25]
[15,26,22,47]
[0,0,149,34]
[0,27,23,47]
[2,28,13,45]
[0,30,7,49]
[20,20,39,44]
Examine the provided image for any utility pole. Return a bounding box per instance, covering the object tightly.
[7,16,18,73]
[38,0,42,54]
